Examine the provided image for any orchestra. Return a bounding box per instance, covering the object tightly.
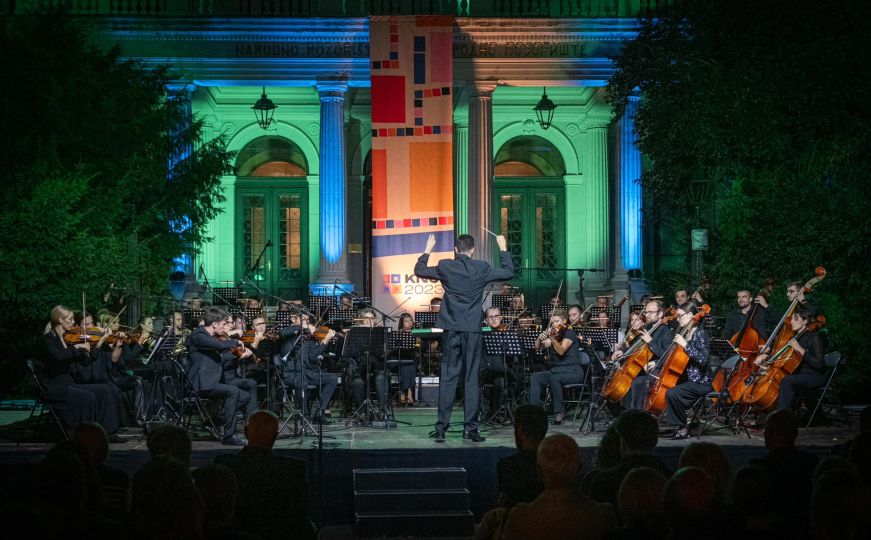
[34,264,836,441]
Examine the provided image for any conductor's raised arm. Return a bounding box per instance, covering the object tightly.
[414,233,441,280]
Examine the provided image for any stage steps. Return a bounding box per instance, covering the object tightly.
[353,467,474,538]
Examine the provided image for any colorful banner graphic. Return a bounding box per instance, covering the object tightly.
[370,15,455,319]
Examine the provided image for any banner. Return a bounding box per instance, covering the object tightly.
[370,16,454,318]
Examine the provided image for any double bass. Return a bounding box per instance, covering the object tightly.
[600,308,675,404]
[710,278,774,402]
[644,305,711,416]
[768,267,827,355]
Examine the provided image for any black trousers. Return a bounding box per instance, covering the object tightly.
[628,374,651,411]
[350,369,388,411]
[204,382,251,438]
[113,374,145,425]
[778,371,827,411]
[45,380,120,434]
[437,330,482,433]
[480,355,509,415]
[665,381,712,427]
[528,366,584,414]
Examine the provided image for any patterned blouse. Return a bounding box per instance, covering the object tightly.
[683,327,712,385]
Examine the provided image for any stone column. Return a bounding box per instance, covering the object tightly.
[165,83,197,311]
[615,94,642,274]
[315,82,350,286]
[586,121,611,281]
[467,83,496,262]
[453,122,469,235]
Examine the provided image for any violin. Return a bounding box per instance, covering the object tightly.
[63,326,104,345]
[309,325,336,342]
[538,322,567,341]
[216,332,246,357]
[239,329,279,344]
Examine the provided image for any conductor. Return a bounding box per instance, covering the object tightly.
[414,233,514,442]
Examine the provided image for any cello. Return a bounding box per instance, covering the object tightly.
[742,315,826,412]
[601,308,675,404]
[768,267,827,354]
[644,304,711,416]
[710,278,774,403]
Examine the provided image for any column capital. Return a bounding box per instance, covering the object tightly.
[165,82,196,98]
[584,119,611,132]
[469,82,497,99]
[317,81,348,102]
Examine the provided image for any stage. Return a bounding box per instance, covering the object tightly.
[0,405,856,527]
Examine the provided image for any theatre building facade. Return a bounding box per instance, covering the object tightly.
[19,1,657,313]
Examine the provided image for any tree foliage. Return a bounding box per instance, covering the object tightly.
[608,0,871,399]
[0,14,233,396]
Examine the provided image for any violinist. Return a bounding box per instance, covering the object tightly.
[567,305,584,327]
[392,313,418,406]
[339,293,354,310]
[220,314,259,423]
[480,307,511,420]
[528,309,587,425]
[187,307,253,445]
[42,305,122,439]
[752,305,825,411]
[664,303,712,439]
[346,308,390,418]
[627,299,675,411]
[278,310,338,423]
[72,311,146,427]
[721,290,772,340]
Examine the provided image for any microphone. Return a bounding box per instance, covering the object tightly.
[198,263,205,279]
[316,355,324,362]
[266,239,273,248]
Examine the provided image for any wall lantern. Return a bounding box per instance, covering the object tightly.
[533,87,557,130]
[252,86,277,130]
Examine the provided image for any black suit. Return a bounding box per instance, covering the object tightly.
[628,324,675,410]
[187,327,251,438]
[414,250,514,433]
[215,446,315,540]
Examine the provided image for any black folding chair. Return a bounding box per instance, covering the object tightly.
[21,359,69,444]
[805,352,849,428]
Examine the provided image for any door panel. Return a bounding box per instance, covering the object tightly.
[237,187,307,299]
[495,186,563,309]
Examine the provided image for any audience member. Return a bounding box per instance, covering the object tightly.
[728,465,780,535]
[585,411,670,505]
[580,424,621,495]
[605,466,667,540]
[38,442,125,540]
[497,405,547,508]
[811,469,871,540]
[750,410,818,520]
[192,464,259,539]
[72,421,129,515]
[501,434,616,539]
[848,431,871,488]
[663,466,718,539]
[130,458,202,540]
[814,455,858,479]
[215,410,315,540]
[678,442,731,503]
[146,424,193,466]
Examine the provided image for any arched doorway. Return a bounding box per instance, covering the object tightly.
[494,136,567,308]
[235,136,309,299]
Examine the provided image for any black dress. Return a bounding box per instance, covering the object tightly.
[40,332,121,434]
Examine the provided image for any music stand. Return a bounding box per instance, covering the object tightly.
[414,311,439,328]
[182,309,204,329]
[629,304,645,316]
[491,294,513,309]
[589,307,621,328]
[482,331,523,424]
[538,304,567,323]
[330,308,357,329]
[696,352,752,439]
[578,328,619,355]
[213,287,243,307]
[308,295,337,318]
[242,308,262,321]
[517,329,545,403]
[342,327,389,427]
[277,334,318,439]
[385,331,417,425]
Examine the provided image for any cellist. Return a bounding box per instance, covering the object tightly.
[721,290,773,340]
[663,303,712,439]
[628,299,675,411]
[752,305,826,411]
